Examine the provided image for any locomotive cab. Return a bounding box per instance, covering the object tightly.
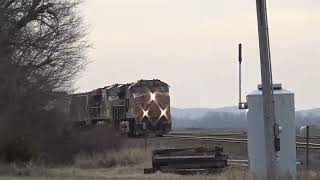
[128,80,171,136]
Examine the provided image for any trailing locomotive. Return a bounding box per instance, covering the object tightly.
[69,79,171,136]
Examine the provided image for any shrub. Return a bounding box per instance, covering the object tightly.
[74,147,150,169]
[2,137,33,163]
[0,107,123,165]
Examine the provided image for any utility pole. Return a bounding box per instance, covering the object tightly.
[306,126,310,169]
[255,0,277,179]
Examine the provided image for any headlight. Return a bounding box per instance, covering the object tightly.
[143,109,149,118]
[150,92,156,102]
[159,107,168,120]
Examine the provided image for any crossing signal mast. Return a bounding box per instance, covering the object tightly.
[238,43,248,110]
[255,0,278,179]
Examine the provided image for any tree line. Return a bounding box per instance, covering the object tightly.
[0,0,119,164]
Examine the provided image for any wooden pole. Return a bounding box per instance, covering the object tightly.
[306,126,310,169]
[255,0,276,179]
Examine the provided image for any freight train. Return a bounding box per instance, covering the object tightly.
[69,79,171,136]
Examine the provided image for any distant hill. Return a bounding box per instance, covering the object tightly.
[171,107,320,130]
[171,106,242,118]
[171,107,215,120]
[296,108,320,127]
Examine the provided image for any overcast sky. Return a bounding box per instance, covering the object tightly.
[77,0,320,110]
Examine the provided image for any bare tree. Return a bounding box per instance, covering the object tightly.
[0,0,89,161]
[0,0,88,113]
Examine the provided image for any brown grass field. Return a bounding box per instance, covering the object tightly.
[0,137,319,180]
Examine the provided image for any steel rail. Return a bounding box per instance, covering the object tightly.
[162,134,320,149]
[170,132,320,140]
[162,136,248,144]
[169,132,247,136]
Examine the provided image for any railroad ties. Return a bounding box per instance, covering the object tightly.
[144,147,229,174]
[144,132,320,175]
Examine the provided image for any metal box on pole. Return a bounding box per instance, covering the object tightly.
[247,84,296,179]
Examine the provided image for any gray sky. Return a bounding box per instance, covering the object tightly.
[77,0,320,110]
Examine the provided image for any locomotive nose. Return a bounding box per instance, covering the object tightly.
[137,91,170,122]
[140,102,168,121]
[147,102,161,119]
[148,92,167,119]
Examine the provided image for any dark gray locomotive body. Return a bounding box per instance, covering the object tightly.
[69,79,171,136]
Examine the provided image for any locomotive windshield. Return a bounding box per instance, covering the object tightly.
[157,86,169,93]
[131,84,169,95]
[131,86,148,94]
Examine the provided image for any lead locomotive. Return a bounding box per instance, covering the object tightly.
[69,79,171,136]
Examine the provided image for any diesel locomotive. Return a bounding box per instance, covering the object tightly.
[69,79,171,136]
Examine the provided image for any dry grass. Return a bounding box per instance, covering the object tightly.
[0,146,320,180]
[0,162,48,177]
[1,167,319,180]
[0,162,319,180]
[74,147,151,169]
[298,171,320,180]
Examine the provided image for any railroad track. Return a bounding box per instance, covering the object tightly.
[169,132,247,137]
[170,132,320,140]
[162,133,320,150]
